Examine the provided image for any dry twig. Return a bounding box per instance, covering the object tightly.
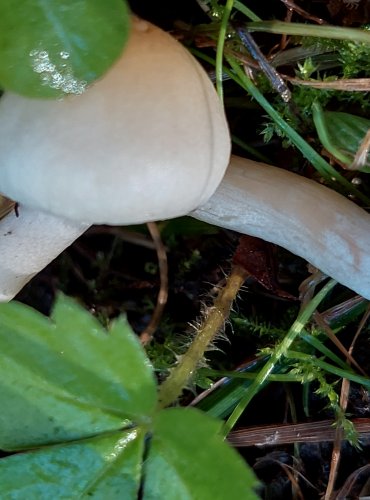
[324,305,370,500]
[228,419,370,447]
[140,222,168,345]
[279,0,326,24]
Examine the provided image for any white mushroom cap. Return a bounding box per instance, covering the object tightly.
[0,18,230,225]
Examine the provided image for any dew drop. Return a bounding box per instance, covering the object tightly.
[29,48,87,95]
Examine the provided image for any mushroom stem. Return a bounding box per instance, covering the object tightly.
[0,206,89,301]
[191,155,370,300]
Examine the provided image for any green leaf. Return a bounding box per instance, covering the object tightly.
[0,295,157,450]
[312,103,370,172]
[160,217,220,240]
[143,408,259,500]
[0,297,260,498]
[0,429,144,499]
[50,295,157,418]
[0,0,131,98]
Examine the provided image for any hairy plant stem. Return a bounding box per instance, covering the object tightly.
[157,266,248,409]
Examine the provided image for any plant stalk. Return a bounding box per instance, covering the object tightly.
[215,0,234,101]
[157,265,248,408]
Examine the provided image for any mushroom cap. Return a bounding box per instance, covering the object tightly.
[0,18,230,225]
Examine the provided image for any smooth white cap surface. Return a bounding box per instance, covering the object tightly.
[0,18,230,225]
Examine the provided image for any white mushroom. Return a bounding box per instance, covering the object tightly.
[0,18,230,301]
[1,19,370,302]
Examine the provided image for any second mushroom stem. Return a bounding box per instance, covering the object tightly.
[0,206,89,302]
[157,265,249,409]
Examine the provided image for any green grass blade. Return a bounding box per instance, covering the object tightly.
[246,21,370,44]
[222,279,337,436]
[226,56,370,205]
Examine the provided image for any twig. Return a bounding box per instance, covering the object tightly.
[335,464,370,499]
[324,305,370,500]
[284,76,370,92]
[85,226,159,250]
[314,312,367,377]
[280,3,293,51]
[351,129,370,170]
[279,0,326,24]
[140,222,168,345]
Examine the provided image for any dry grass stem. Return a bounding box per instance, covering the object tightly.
[351,128,370,170]
[228,419,370,447]
[279,0,326,24]
[285,77,370,92]
[324,305,370,500]
[314,312,367,376]
[140,221,168,345]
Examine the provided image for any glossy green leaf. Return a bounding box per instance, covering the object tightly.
[0,429,144,499]
[144,408,259,500]
[0,0,130,97]
[0,295,157,450]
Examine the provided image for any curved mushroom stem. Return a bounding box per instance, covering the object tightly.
[191,155,370,300]
[0,206,89,301]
